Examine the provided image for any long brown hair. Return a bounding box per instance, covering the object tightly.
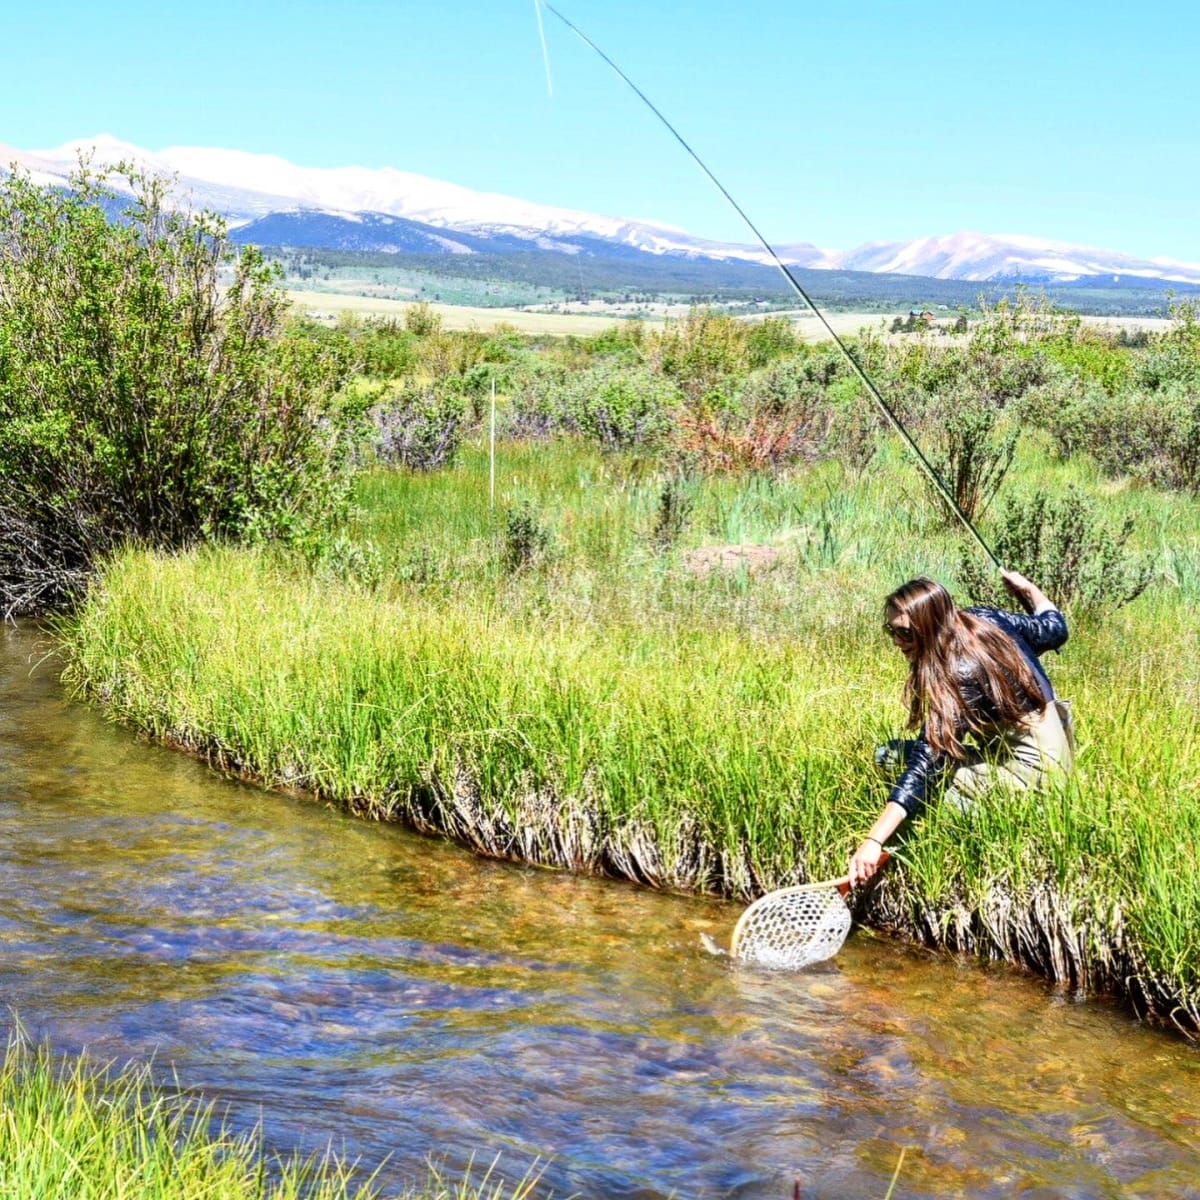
[885,577,1043,759]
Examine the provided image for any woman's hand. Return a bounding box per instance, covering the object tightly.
[848,838,885,887]
[1001,569,1053,614]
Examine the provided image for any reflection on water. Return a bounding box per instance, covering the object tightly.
[2,623,1199,1199]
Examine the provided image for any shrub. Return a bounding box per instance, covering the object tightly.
[502,500,554,572]
[418,329,489,380]
[671,356,838,473]
[922,389,1019,526]
[960,486,1153,612]
[825,376,881,478]
[648,308,752,398]
[649,476,694,551]
[371,384,466,471]
[736,355,833,417]
[562,363,680,453]
[312,533,383,590]
[577,321,648,363]
[0,161,360,615]
[357,319,419,378]
[1015,377,1099,459]
[1038,384,1200,494]
[505,358,573,440]
[744,316,799,368]
[1135,297,1200,391]
[403,300,442,336]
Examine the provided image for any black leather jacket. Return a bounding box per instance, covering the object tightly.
[888,606,1068,816]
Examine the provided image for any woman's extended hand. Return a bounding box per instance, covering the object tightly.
[848,838,885,887]
[1001,569,1052,614]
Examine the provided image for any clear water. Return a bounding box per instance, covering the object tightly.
[2,624,1198,1199]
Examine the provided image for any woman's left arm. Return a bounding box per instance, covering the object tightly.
[848,801,908,886]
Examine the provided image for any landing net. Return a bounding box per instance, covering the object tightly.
[730,884,853,970]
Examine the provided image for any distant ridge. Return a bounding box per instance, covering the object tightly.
[4,135,1200,287]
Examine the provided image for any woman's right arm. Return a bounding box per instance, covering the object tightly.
[1000,570,1068,653]
[1002,569,1055,615]
[848,735,950,885]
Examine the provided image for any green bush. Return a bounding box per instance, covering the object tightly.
[1135,298,1200,391]
[505,358,573,440]
[502,359,683,453]
[743,315,799,368]
[822,376,881,477]
[564,363,679,452]
[922,389,1019,526]
[736,354,834,417]
[502,500,554,572]
[0,161,360,614]
[960,485,1153,612]
[1038,384,1200,494]
[648,308,753,398]
[371,383,466,471]
[574,320,648,363]
[357,319,419,378]
[444,361,518,425]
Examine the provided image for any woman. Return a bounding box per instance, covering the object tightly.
[848,570,1071,887]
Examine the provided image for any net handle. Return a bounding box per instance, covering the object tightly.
[729,853,890,958]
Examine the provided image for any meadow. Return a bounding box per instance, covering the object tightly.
[58,296,1200,1035]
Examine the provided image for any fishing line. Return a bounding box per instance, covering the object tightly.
[533,1,1002,571]
[532,0,554,97]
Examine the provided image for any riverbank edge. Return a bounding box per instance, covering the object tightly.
[56,552,1199,1040]
[80,702,1196,1037]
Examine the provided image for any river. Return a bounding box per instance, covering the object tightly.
[1,624,1198,1199]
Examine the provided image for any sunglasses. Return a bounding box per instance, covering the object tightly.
[883,621,915,644]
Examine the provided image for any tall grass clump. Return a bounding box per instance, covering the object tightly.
[0,1033,544,1199]
[62,541,885,896]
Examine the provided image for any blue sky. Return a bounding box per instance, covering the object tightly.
[5,1,1197,262]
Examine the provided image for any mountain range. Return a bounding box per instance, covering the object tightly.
[4,134,1200,289]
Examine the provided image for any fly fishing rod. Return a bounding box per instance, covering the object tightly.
[535,1,1003,572]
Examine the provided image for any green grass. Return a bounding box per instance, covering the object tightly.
[0,1034,544,1200]
[60,435,1200,1031]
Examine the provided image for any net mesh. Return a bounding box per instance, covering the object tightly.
[731,886,852,970]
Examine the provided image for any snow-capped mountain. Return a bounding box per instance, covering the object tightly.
[4,135,1200,286]
[838,232,1200,285]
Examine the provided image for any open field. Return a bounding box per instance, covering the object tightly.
[286,289,657,335]
[287,289,1175,341]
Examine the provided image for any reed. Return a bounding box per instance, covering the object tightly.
[61,439,1200,1032]
[0,1033,543,1200]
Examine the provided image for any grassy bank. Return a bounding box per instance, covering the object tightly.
[0,1034,540,1200]
[61,439,1200,1032]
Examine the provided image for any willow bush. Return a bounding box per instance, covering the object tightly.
[958,486,1153,612]
[0,161,362,615]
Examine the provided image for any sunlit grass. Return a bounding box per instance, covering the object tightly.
[0,1034,544,1200]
